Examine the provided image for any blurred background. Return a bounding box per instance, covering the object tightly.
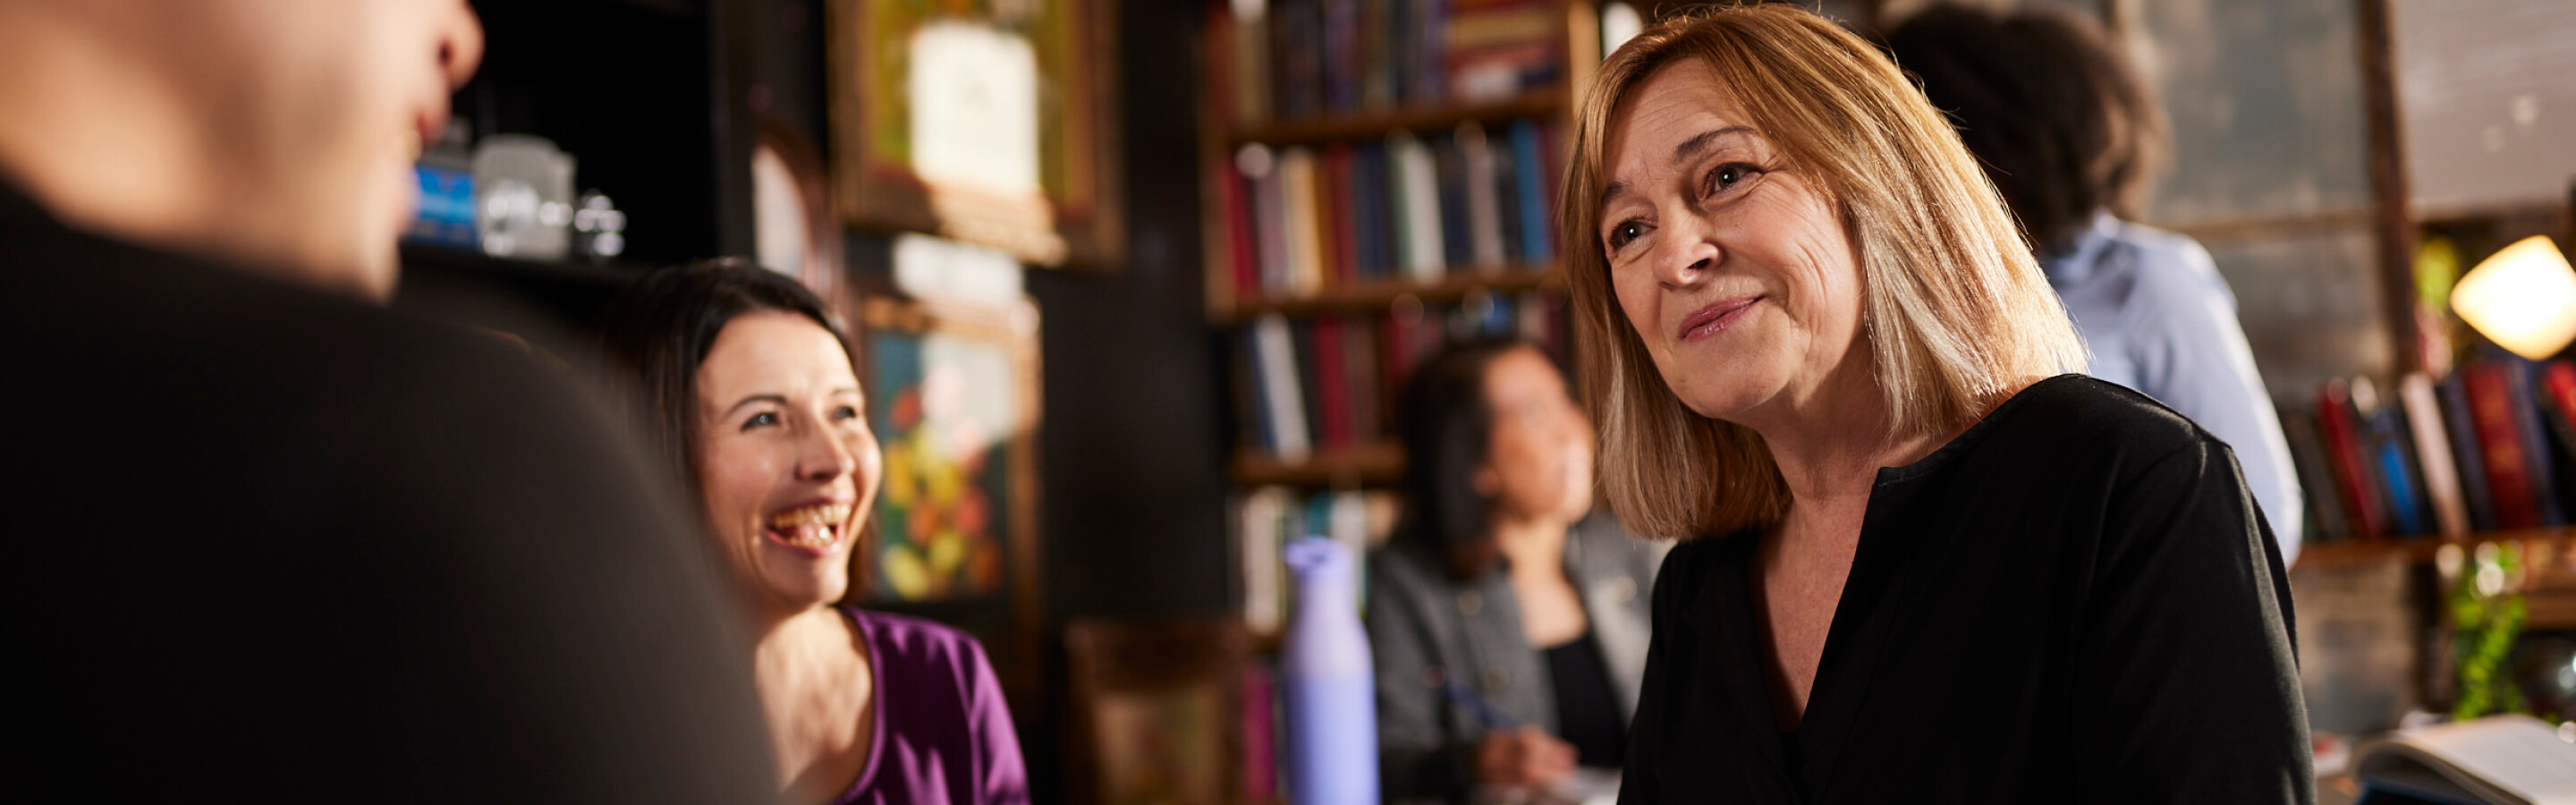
[397,0,2574,801]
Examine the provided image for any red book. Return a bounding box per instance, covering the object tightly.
[1217,154,1258,306]
[2544,360,2576,438]
[1311,317,1350,450]
[2316,379,2387,538]
[2462,362,2542,529]
[1379,312,1409,433]
[1239,663,1277,804]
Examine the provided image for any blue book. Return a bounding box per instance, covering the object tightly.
[2439,373,2497,531]
[2373,421,2428,537]
[1491,128,1526,266]
[1410,0,1445,105]
[1509,120,1553,262]
[1433,134,1472,268]
[1351,143,1385,281]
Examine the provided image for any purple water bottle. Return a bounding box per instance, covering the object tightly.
[1281,537,1378,805]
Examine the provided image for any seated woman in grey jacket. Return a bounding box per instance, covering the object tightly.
[1367,338,1662,803]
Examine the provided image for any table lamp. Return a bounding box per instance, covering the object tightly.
[2450,235,2576,360]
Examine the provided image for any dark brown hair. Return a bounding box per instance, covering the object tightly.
[1885,4,2169,251]
[1394,337,1554,580]
[589,259,849,500]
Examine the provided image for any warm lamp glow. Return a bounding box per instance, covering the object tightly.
[2450,235,2576,360]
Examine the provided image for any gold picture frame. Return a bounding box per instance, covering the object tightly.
[825,0,1125,270]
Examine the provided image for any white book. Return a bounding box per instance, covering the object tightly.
[1457,122,1505,271]
[2354,715,2576,805]
[1389,131,1446,281]
[2399,372,2471,537]
[1251,314,1312,460]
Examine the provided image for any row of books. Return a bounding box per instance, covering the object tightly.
[1220,119,1563,301]
[1212,0,1567,126]
[2285,357,2576,542]
[1235,292,1565,460]
[1233,486,1401,638]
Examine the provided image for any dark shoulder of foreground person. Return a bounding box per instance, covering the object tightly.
[0,211,778,803]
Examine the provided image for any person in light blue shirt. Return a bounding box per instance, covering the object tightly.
[1887,4,2304,564]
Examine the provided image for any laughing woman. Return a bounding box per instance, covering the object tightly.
[1562,7,2309,803]
[594,262,1030,805]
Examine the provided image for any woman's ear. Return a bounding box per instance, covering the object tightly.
[1474,465,1501,497]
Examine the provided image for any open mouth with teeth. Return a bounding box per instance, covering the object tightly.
[765,503,853,551]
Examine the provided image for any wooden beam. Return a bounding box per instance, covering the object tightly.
[2357,0,2423,374]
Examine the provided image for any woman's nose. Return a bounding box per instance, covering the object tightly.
[1650,216,1720,288]
[798,427,859,482]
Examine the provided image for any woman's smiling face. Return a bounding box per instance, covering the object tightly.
[692,310,883,612]
[1597,59,1869,426]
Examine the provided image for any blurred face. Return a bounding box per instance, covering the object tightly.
[161,0,484,298]
[1477,348,1595,524]
[693,311,885,612]
[1597,60,1868,425]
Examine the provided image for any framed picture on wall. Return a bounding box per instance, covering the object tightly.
[825,0,1125,270]
[850,293,1046,708]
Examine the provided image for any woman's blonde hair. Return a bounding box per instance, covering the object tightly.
[1561,4,2086,540]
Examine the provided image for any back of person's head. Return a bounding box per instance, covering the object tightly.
[591,259,849,499]
[1885,4,2167,252]
[0,0,483,299]
[1396,337,1555,580]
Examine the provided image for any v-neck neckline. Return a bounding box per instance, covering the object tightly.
[1699,375,2080,801]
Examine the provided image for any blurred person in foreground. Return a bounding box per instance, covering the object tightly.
[593,262,1030,805]
[1886,4,2304,564]
[1368,338,1663,803]
[1563,6,2309,802]
[0,1,775,801]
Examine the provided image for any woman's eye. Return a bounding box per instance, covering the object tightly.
[1705,163,1759,194]
[832,405,861,421]
[740,411,780,431]
[1606,220,1645,250]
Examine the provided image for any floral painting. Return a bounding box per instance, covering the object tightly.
[867,326,1020,601]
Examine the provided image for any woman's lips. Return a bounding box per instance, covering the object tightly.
[1676,296,1763,343]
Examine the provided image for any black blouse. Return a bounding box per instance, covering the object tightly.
[1619,376,2312,804]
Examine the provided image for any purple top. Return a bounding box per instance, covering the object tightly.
[832,607,1030,805]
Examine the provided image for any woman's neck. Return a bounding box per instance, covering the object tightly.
[750,604,859,694]
[1492,512,1570,583]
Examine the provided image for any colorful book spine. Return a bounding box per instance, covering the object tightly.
[2398,373,2471,538]
[2462,361,2541,530]
[2317,379,2388,539]
[2352,377,2429,536]
[1242,145,1289,296]
[1220,147,1261,306]
[2438,372,2499,532]
[1312,317,1350,449]
[1457,122,1505,270]
[1320,145,1359,288]
[2503,359,2565,526]
[1253,315,1313,460]
[2282,412,2351,542]
[1389,131,1445,280]
[1509,120,1552,263]
[1279,148,1326,296]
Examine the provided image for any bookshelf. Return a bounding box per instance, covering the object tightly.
[1200,0,1603,500]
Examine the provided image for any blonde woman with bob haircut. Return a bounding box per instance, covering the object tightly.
[1565,6,2309,803]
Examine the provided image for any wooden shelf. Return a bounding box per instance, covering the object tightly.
[1216,267,1563,324]
[2291,526,2575,571]
[1225,89,1568,147]
[1230,442,1404,487]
